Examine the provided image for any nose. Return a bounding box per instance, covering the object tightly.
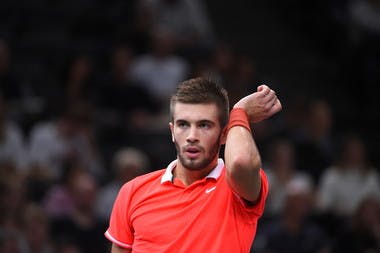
[186,126,199,143]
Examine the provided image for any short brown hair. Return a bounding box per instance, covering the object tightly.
[170,77,229,127]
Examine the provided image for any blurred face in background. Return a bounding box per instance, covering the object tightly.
[68,56,92,83]
[271,140,295,171]
[283,179,314,221]
[308,100,332,138]
[71,172,98,213]
[341,136,367,168]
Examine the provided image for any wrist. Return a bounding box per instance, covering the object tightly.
[227,108,251,132]
[233,101,247,110]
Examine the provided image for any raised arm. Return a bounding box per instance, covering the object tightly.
[224,85,282,202]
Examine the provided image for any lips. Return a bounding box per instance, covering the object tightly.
[184,146,201,159]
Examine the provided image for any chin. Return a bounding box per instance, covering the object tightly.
[179,156,211,171]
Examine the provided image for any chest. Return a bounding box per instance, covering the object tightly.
[130,181,233,244]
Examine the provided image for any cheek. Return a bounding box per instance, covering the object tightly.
[204,134,221,150]
[172,129,186,144]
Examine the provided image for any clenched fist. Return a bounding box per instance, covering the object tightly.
[233,84,282,123]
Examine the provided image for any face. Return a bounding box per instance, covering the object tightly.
[170,103,226,171]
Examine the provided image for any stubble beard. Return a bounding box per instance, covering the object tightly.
[174,136,221,171]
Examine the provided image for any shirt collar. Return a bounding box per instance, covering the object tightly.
[161,158,225,184]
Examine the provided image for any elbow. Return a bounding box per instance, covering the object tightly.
[227,152,262,174]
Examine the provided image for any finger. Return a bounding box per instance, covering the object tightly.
[258,85,270,97]
[264,94,277,111]
[260,89,276,104]
[270,99,282,114]
[267,93,277,106]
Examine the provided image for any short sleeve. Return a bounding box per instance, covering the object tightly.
[252,169,269,216]
[104,182,134,249]
[239,169,269,217]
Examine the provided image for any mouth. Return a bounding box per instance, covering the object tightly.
[184,146,201,159]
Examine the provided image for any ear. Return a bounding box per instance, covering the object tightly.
[220,126,228,145]
[169,122,175,142]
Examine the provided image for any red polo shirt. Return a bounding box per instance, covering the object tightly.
[105,159,268,253]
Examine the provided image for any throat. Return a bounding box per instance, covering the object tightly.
[173,161,217,186]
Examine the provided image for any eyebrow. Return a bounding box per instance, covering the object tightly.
[198,119,215,125]
[175,119,215,125]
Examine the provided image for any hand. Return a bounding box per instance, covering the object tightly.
[233,84,282,123]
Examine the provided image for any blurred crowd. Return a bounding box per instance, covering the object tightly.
[1,0,380,253]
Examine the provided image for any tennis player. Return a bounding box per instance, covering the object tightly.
[105,77,282,252]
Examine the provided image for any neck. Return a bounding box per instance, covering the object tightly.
[174,158,218,186]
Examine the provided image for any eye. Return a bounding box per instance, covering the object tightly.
[177,121,189,128]
[199,122,211,129]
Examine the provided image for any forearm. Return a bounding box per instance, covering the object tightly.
[224,110,262,202]
[224,85,281,201]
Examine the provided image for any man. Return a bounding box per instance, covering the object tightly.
[105,77,282,252]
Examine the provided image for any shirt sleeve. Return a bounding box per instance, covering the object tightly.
[237,169,269,217]
[104,182,134,249]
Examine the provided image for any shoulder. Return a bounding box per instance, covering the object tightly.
[114,169,166,208]
[135,169,166,182]
[119,169,166,193]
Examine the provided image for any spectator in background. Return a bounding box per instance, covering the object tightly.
[140,0,215,58]
[254,177,329,253]
[44,54,99,117]
[55,242,81,253]
[50,169,107,253]
[331,196,380,253]
[0,38,54,133]
[119,1,153,55]
[294,99,334,183]
[63,55,96,104]
[264,138,313,218]
[95,44,160,133]
[229,54,259,105]
[42,163,87,218]
[0,168,28,233]
[28,101,104,181]
[19,203,54,253]
[317,134,380,218]
[192,42,236,88]
[349,0,380,34]
[95,147,149,222]
[278,94,309,140]
[0,94,28,171]
[0,227,23,253]
[129,28,190,110]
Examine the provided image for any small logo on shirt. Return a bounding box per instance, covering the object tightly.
[205,186,216,194]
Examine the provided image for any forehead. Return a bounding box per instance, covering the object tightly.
[172,102,219,122]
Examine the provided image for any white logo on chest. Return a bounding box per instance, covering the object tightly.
[205,186,216,194]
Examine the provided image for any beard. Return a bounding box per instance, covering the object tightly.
[174,136,221,171]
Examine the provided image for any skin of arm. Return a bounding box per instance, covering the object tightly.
[224,85,282,202]
[111,244,132,253]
